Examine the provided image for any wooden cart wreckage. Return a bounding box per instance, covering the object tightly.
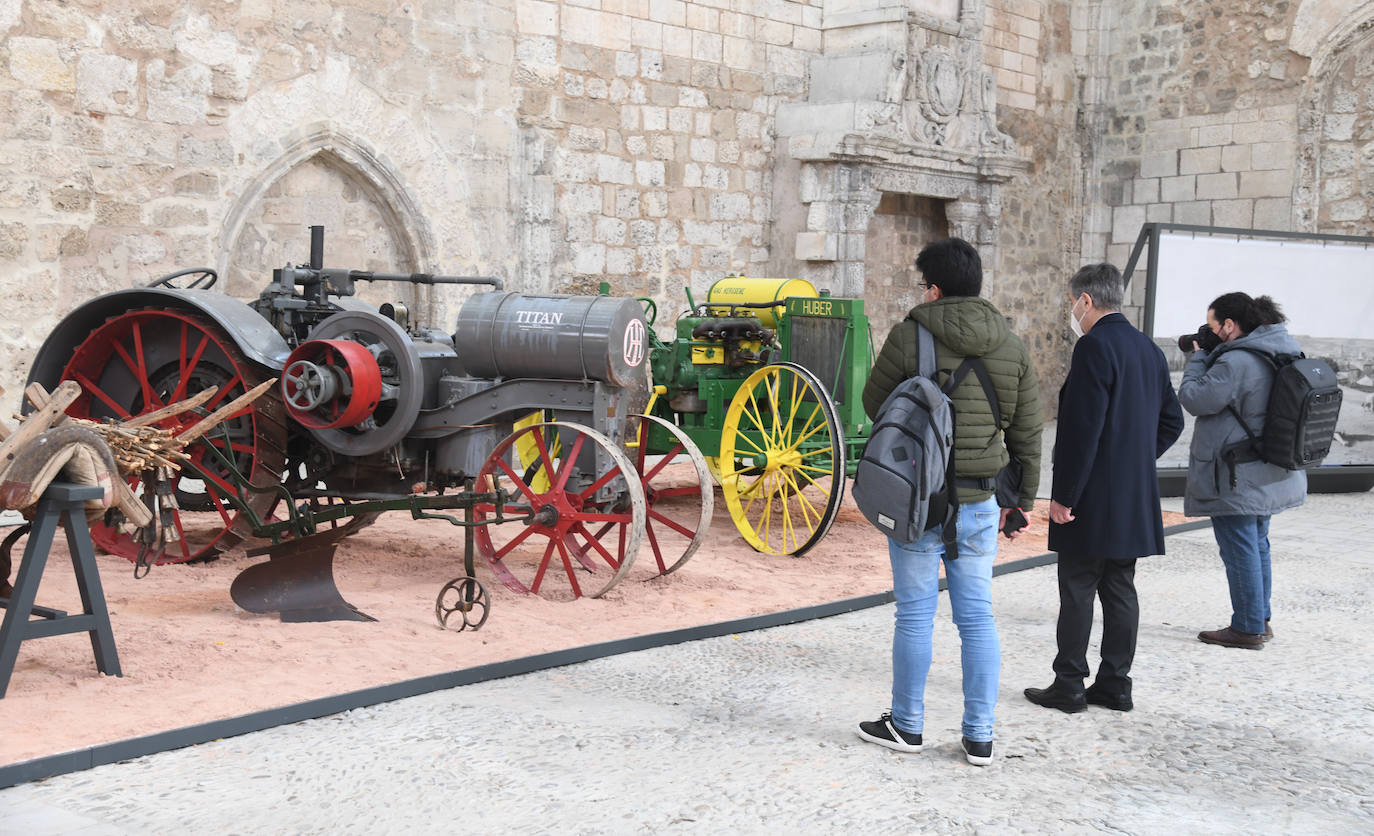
[16,225,878,629]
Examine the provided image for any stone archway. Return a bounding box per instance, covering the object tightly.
[218,126,437,317]
[1295,5,1374,234]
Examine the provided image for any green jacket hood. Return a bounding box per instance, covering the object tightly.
[909,296,1011,357]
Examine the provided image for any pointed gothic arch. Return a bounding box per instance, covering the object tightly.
[218,125,437,313]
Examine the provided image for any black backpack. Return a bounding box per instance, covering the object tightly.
[1224,348,1341,472]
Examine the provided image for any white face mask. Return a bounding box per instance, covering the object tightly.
[1069,297,1086,338]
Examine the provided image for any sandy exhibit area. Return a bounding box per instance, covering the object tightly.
[1,491,1191,767]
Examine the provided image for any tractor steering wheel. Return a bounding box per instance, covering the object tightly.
[146,267,218,290]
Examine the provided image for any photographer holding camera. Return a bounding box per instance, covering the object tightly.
[1177,292,1307,650]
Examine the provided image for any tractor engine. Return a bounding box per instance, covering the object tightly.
[648,277,815,413]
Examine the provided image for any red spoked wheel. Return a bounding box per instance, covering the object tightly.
[473,421,644,600]
[632,414,713,577]
[60,309,287,563]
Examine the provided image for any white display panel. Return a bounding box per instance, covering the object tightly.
[1138,228,1374,471]
[1149,232,1374,340]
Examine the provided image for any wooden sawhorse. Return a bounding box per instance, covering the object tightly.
[0,483,121,697]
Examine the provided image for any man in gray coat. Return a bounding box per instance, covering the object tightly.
[1178,292,1307,649]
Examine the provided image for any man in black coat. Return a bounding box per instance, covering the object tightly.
[1025,263,1184,713]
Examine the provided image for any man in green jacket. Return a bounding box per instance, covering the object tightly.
[855,237,1043,766]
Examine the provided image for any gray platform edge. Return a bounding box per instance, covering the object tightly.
[0,519,1213,789]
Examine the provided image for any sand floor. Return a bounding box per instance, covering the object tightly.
[0,491,1187,767]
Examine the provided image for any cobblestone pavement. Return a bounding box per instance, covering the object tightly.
[2,492,1372,835]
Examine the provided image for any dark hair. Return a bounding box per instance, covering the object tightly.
[915,238,982,297]
[1209,292,1286,334]
[1068,263,1123,311]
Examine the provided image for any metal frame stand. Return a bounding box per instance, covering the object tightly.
[0,483,122,697]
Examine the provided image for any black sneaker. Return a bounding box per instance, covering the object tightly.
[962,737,993,766]
[856,713,923,752]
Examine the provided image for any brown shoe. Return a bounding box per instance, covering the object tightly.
[1263,620,1273,642]
[1198,626,1264,649]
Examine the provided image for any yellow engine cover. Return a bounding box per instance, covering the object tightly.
[706,277,818,328]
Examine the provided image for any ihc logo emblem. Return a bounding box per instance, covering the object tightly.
[623,319,645,367]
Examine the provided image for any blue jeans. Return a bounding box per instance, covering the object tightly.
[887,496,1000,743]
[1210,514,1272,635]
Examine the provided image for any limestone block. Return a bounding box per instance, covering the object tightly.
[637,245,663,271]
[150,203,209,227]
[1174,201,1211,225]
[560,183,602,215]
[517,0,559,36]
[683,163,702,188]
[570,242,607,273]
[635,160,666,186]
[629,219,656,244]
[1179,147,1221,176]
[795,231,836,261]
[1323,178,1356,203]
[643,191,668,217]
[702,165,728,190]
[683,219,723,246]
[147,59,211,125]
[1327,199,1367,223]
[76,54,139,117]
[689,137,716,163]
[1324,113,1357,143]
[1196,173,1238,201]
[709,192,749,220]
[663,24,692,59]
[122,233,168,265]
[1145,203,1172,223]
[606,246,636,274]
[1140,151,1177,179]
[650,0,686,27]
[668,107,692,132]
[1250,141,1296,171]
[9,36,74,92]
[177,135,232,167]
[1134,178,1159,204]
[566,214,595,242]
[633,20,664,51]
[1252,198,1291,230]
[1160,175,1195,203]
[1197,124,1233,147]
[1232,121,1293,145]
[1239,169,1291,199]
[1111,205,1146,244]
[596,216,628,244]
[0,221,28,259]
[597,154,635,185]
[1220,145,1251,173]
[1211,199,1253,229]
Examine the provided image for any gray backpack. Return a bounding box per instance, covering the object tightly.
[853,323,996,555]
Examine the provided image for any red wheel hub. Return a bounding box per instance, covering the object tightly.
[281,339,383,429]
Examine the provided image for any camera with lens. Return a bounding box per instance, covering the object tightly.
[1177,324,1222,353]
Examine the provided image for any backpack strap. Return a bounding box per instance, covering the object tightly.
[1214,345,1289,483]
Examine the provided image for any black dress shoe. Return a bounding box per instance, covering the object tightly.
[1084,685,1133,712]
[1023,685,1087,713]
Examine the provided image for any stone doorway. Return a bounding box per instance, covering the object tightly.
[864,193,949,335]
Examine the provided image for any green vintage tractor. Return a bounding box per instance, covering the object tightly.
[641,277,874,557]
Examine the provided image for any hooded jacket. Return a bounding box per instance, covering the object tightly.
[862,295,1043,508]
[1177,322,1308,517]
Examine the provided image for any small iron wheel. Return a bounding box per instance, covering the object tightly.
[435,576,490,631]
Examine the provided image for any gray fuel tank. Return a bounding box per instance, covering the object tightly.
[454,292,648,387]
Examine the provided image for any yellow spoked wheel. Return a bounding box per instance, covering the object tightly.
[718,362,845,556]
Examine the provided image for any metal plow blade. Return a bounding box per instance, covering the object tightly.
[230,527,375,623]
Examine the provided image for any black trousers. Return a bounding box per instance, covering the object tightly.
[1052,555,1139,695]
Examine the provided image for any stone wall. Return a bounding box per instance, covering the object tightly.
[5,0,1373,418]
